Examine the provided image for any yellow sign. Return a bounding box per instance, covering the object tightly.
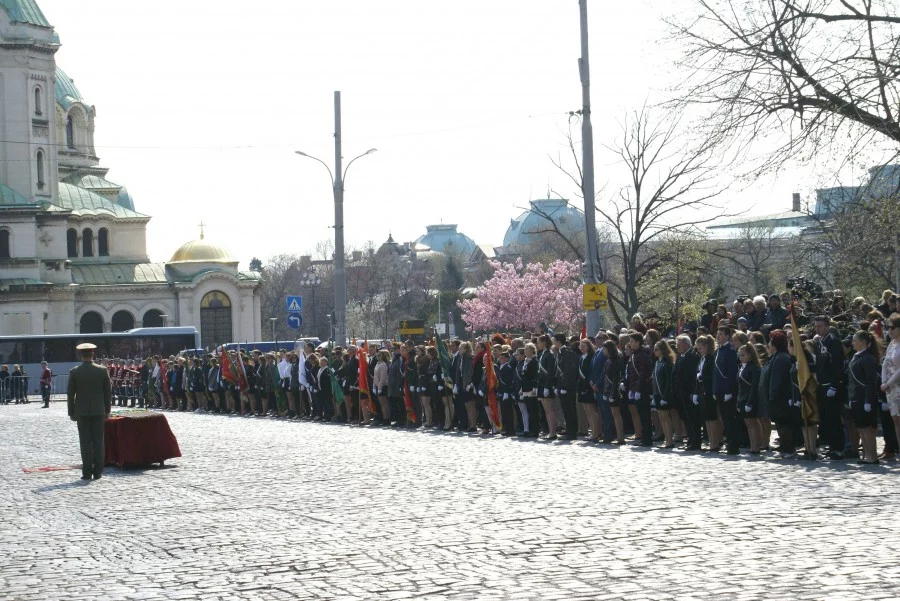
[399,319,426,335]
[582,283,608,310]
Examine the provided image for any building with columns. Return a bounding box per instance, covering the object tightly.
[0,0,261,347]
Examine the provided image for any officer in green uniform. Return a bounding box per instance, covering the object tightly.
[67,343,112,481]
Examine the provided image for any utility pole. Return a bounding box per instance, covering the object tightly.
[333,91,347,346]
[578,0,603,336]
[296,95,375,347]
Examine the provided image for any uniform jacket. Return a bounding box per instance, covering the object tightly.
[848,349,879,406]
[537,349,556,390]
[627,345,653,396]
[555,346,579,392]
[519,356,538,394]
[712,342,739,396]
[67,361,112,418]
[672,348,700,404]
[817,331,845,388]
[737,362,760,409]
[652,359,673,403]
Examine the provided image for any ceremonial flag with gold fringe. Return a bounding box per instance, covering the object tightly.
[484,352,501,431]
[789,305,819,424]
[402,356,416,424]
[358,340,377,414]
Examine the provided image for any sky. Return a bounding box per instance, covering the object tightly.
[38,0,858,268]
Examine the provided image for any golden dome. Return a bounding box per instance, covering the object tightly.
[169,236,236,263]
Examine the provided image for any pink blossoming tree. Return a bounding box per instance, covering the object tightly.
[458,259,582,333]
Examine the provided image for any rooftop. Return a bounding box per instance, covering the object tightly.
[0,0,50,27]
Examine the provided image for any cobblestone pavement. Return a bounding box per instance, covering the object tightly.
[1,401,899,601]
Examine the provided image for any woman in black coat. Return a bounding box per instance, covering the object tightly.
[518,344,539,437]
[848,330,883,464]
[737,344,763,454]
[601,340,626,445]
[763,330,795,457]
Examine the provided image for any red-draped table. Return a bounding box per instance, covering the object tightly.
[104,411,181,468]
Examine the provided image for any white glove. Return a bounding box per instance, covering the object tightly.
[724,394,732,401]
[503,393,509,400]
[660,399,667,407]
[692,395,699,406]
[793,400,801,408]
[560,389,567,395]
[744,405,752,413]
[619,382,626,391]
[634,392,641,401]
[453,385,458,394]
[881,402,889,412]
[864,403,872,413]
[544,388,551,397]
[826,387,837,398]
[466,384,474,392]
[438,386,443,391]
[650,399,657,409]
[477,390,484,397]
[696,373,702,381]
[433,375,438,382]
[628,391,635,400]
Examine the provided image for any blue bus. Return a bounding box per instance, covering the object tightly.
[0,327,200,397]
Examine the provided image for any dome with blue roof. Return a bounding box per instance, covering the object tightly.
[55,67,86,110]
[414,224,477,257]
[503,198,586,248]
[0,0,50,27]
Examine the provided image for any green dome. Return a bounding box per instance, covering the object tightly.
[55,67,84,110]
[0,0,50,27]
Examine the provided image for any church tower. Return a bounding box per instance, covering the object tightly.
[0,0,60,202]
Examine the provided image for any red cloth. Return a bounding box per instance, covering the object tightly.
[104,413,181,468]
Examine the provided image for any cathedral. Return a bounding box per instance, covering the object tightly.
[0,1,262,347]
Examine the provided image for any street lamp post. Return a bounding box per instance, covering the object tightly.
[296,91,376,347]
[301,268,322,339]
[269,317,277,344]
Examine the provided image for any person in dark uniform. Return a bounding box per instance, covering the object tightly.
[67,343,112,481]
[693,335,716,451]
[737,344,763,454]
[848,330,882,464]
[814,316,847,459]
[673,335,701,450]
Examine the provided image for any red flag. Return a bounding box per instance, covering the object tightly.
[220,350,238,387]
[402,356,416,424]
[358,340,376,414]
[403,382,417,424]
[235,345,250,393]
[484,353,501,431]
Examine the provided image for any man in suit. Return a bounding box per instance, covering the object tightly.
[672,335,701,450]
[67,343,112,481]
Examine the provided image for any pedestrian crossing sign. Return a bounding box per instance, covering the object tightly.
[285,296,303,312]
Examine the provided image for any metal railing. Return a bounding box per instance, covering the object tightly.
[0,374,68,403]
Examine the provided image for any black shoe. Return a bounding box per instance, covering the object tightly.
[81,475,91,481]
[93,473,102,480]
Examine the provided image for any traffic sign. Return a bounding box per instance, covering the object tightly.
[399,319,425,335]
[285,296,303,312]
[287,313,303,330]
[582,283,608,310]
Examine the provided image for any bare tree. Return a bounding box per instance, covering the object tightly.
[709,224,793,295]
[669,0,900,174]
[599,108,727,323]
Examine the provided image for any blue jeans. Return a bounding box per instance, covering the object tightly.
[595,391,613,440]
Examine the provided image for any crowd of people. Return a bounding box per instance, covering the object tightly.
[21,286,900,465]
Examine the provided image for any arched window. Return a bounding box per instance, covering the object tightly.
[111,310,134,332]
[82,228,93,257]
[66,115,75,149]
[200,290,232,347]
[79,311,104,334]
[67,228,78,258]
[34,87,42,116]
[0,229,10,259]
[142,309,164,328]
[36,150,44,189]
[98,228,109,256]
